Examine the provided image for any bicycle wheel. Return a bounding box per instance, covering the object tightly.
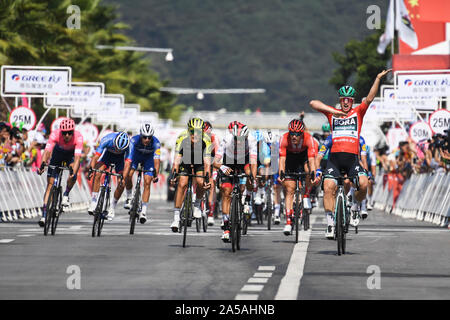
[98,188,110,237]
[182,190,191,248]
[266,190,272,230]
[130,186,140,235]
[336,196,345,255]
[202,198,208,232]
[44,188,56,236]
[92,188,105,237]
[51,188,62,235]
[303,209,310,231]
[196,217,201,232]
[230,195,239,252]
[294,194,300,244]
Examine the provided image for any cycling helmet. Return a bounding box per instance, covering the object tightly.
[228,121,249,137]
[114,131,130,151]
[253,129,264,142]
[288,119,305,133]
[140,122,154,137]
[322,123,331,132]
[203,121,212,133]
[187,117,204,130]
[60,118,75,131]
[338,85,356,98]
[263,129,275,144]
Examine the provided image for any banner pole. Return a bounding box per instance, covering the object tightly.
[35,107,52,132]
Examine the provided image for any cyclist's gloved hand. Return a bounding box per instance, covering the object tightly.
[87,168,93,180]
[252,179,258,192]
[279,171,285,182]
[153,174,159,183]
[220,165,232,175]
[316,169,322,178]
[38,162,45,175]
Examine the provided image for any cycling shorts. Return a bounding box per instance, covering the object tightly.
[99,151,126,173]
[48,150,74,178]
[220,164,250,188]
[273,173,280,185]
[324,152,367,180]
[285,150,308,179]
[179,163,204,175]
[131,154,155,177]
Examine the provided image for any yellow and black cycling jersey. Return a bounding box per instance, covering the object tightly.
[175,130,212,164]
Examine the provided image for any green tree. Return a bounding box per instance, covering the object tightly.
[0,0,183,125]
[329,28,392,102]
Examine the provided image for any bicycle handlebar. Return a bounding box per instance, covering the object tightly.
[90,168,123,178]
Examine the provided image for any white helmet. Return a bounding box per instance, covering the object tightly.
[140,122,154,137]
[263,129,275,144]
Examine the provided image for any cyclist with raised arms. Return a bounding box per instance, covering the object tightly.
[88,131,130,220]
[310,69,391,239]
[123,123,161,224]
[169,117,212,232]
[37,118,83,227]
[213,121,257,242]
[278,119,319,236]
[203,120,220,226]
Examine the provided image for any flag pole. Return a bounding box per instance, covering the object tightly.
[392,0,396,55]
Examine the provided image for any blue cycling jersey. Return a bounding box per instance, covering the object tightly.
[95,132,130,158]
[127,135,161,161]
[253,131,271,165]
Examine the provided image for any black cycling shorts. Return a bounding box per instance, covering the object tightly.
[179,163,204,175]
[324,152,366,180]
[285,150,308,178]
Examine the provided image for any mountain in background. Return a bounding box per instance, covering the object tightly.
[104,0,387,112]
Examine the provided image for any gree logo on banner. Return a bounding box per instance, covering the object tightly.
[1,65,71,97]
[397,73,450,97]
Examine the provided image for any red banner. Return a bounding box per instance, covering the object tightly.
[418,0,450,22]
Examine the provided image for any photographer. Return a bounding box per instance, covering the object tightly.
[426,134,447,173]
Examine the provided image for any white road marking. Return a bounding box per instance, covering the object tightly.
[248,278,268,284]
[0,239,15,243]
[17,234,35,238]
[235,294,259,300]
[252,272,273,278]
[258,266,276,271]
[240,285,264,292]
[274,216,316,300]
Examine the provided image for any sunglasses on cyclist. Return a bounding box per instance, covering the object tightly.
[340,97,354,104]
[289,131,303,137]
[62,130,74,136]
[141,135,152,140]
[189,129,202,135]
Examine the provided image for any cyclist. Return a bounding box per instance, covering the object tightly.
[252,129,271,218]
[37,118,83,227]
[123,123,161,224]
[264,129,282,224]
[310,69,391,239]
[169,117,212,232]
[203,120,220,226]
[88,131,130,220]
[213,121,257,242]
[316,133,370,227]
[278,119,319,236]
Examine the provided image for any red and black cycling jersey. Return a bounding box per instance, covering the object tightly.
[279,131,315,158]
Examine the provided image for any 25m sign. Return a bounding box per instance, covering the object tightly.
[9,107,37,131]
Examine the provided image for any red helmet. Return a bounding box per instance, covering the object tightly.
[60,118,75,131]
[203,121,212,133]
[228,121,249,137]
[288,119,305,133]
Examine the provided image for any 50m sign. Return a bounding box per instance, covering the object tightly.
[9,107,37,130]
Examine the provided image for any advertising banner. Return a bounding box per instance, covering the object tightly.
[44,82,104,109]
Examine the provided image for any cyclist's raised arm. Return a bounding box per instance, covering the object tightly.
[365,69,392,106]
[309,100,346,117]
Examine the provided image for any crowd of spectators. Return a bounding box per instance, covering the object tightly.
[374,130,450,180]
[0,121,48,170]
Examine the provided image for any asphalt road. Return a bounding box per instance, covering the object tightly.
[0,200,449,300]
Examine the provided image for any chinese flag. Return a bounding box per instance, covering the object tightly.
[399,0,446,54]
[418,0,450,22]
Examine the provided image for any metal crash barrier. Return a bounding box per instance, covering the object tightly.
[0,167,90,222]
[0,167,167,222]
[372,172,450,227]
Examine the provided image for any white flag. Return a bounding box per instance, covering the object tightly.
[377,0,394,54]
[396,0,418,50]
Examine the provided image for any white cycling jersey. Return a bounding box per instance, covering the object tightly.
[215,132,257,164]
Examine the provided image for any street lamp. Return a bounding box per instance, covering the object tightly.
[95,45,174,62]
[160,87,266,99]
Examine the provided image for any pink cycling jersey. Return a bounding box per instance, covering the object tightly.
[45,129,83,155]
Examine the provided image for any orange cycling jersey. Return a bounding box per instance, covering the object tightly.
[321,100,369,155]
[279,131,315,158]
